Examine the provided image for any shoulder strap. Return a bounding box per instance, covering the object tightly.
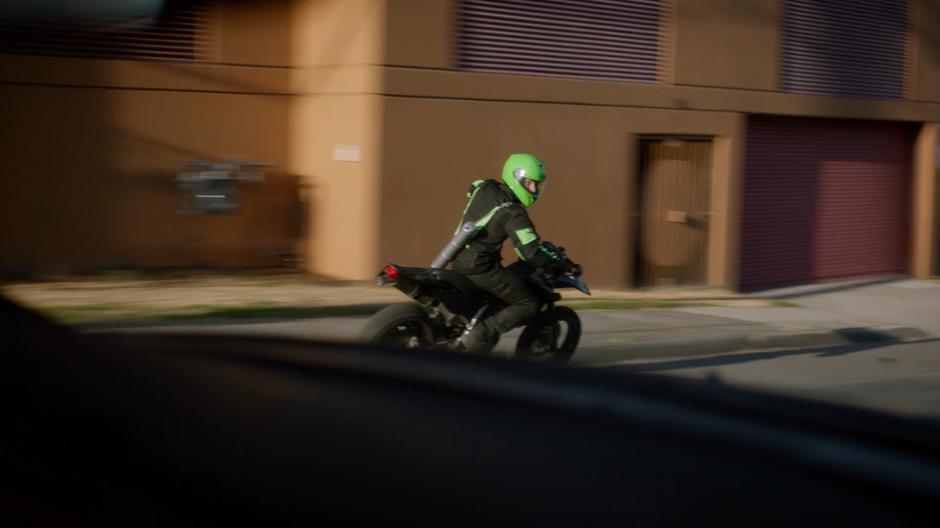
[453,181,513,236]
[472,201,513,230]
[454,181,487,235]
[466,179,486,197]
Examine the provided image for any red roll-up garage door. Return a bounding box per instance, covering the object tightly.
[739,116,913,291]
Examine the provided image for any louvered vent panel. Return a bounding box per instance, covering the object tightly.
[781,0,909,98]
[458,0,666,83]
[0,2,211,62]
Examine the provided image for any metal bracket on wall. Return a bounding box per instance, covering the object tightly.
[176,161,273,215]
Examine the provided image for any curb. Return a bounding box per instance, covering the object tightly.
[580,326,933,365]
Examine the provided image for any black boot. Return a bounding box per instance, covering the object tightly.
[458,323,493,354]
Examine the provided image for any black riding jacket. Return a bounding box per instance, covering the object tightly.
[451,179,564,275]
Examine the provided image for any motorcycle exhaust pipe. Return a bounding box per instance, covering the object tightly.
[430,222,477,269]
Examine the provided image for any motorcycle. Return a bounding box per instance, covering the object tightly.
[360,242,590,361]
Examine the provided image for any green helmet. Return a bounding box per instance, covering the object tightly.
[501,153,546,208]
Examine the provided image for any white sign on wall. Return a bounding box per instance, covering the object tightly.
[333,145,362,162]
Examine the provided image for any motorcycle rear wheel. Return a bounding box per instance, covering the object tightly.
[359,303,434,348]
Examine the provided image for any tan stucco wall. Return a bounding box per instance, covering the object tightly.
[914,0,940,103]
[385,0,453,68]
[0,54,290,94]
[911,122,939,277]
[290,94,383,278]
[288,0,386,279]
[377,66,935,288]
[4,0,939,283]
[218,0,293,67]
[384,67,940,123]
[708,114,747,288]
[674,0,778,91]
[380,97,741,288]
[381,0,938,121]
[375,0,939,289]
[291,0,386,68]
[384,0,782,93]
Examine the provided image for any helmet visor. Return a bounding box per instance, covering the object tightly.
[523,177,544,199]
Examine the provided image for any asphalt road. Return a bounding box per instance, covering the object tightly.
[91,308,940,422]
[605,339,940,421]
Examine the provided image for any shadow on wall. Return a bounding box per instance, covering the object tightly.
[0,76,304,280]
[0,56,113,278]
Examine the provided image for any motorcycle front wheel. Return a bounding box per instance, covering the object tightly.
[515,306,581,362]
[359,303,435,348]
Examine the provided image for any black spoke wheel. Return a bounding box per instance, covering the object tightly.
[359,303,434,349]
[515,306,581,362]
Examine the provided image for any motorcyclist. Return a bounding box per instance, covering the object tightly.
[452,153,569,352]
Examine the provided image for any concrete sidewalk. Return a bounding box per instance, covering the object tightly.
[8,273,938,363]
[576,306,931,365]
[752,276,940,336]
[592,276,940,365]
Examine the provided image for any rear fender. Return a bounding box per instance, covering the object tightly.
[377,265,460,311]
[376,264,491,319]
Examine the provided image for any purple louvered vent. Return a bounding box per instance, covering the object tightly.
[0,1,212,62]
[781,0,910,99]
[458,0,667,83]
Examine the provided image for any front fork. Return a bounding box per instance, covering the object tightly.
[530,292,562,340]
[537,291,562,319]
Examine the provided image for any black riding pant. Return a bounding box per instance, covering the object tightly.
[464,267,539,335]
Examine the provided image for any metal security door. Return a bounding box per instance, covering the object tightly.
[635,139,712,287]
[740,116,912,291]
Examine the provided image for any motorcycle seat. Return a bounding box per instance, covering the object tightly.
[432,269,487,299]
